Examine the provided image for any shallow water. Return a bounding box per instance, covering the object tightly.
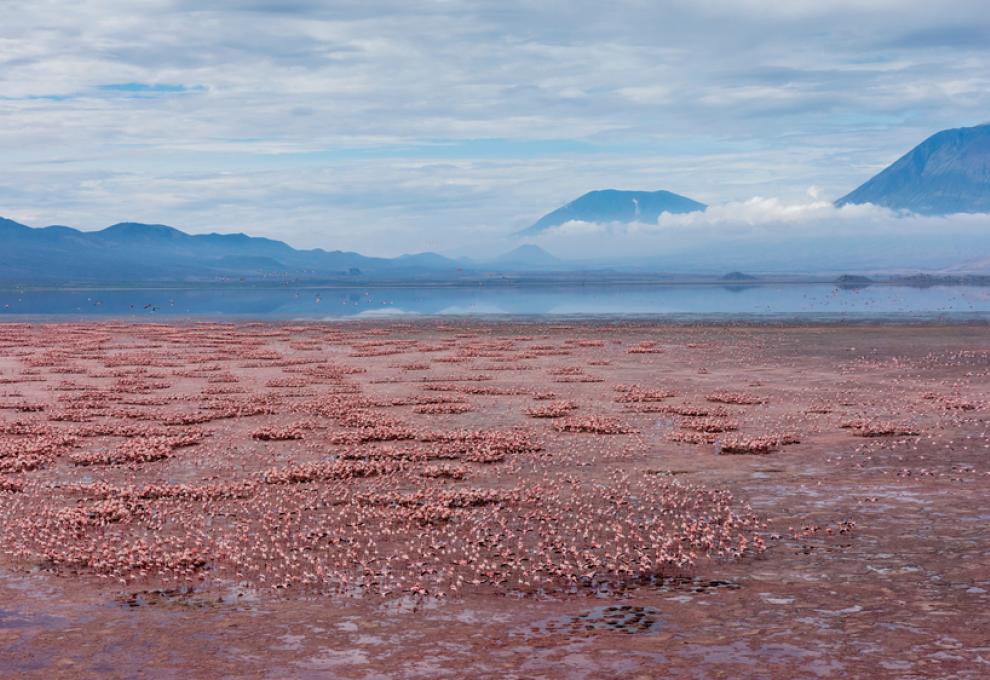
[2,283,990,320]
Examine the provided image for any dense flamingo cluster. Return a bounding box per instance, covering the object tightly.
[251,425,305,441]
[614,385,675,403]
[553,416,637,435]
[413,402,474,415]
[0,426,77,472]
[0,477,23,493]
[705,391,766,405]
[658,403,730,417]
[526,400,578,418]
[627,341,665,354]
[0,321,984,605]
[840,418,920,437]
[69,437,179,466]
[2,470,763,597]
[680,416,740,433]
[718,433,800,455]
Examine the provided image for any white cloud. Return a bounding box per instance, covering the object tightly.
[527,198,990,266]
[654,196,883,229]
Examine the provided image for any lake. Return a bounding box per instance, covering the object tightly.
[1,284,989,320]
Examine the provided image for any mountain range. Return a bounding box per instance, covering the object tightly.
[0,217,579,284]
[2,123,989,283]
[0,218,462,284]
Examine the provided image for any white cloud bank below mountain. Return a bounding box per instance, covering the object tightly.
[524,196,990,270]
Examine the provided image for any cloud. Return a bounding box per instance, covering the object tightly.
[1,1,990,255]
[537,197,990,236]
[655,198,990,234]
[97,83,190,93]
[527,197,990,266]
[652,196,888,231]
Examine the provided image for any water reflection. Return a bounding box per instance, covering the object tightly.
[1,284,989,319]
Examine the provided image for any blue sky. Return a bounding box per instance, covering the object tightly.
[1,0,989,256]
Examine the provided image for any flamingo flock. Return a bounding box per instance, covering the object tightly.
[0,321,986,605]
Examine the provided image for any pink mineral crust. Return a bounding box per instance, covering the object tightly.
[0,321,988,678]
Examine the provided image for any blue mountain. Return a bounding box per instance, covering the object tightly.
[0,218,460,284]
[493,244,559,267]
[519,189,706,236]
[836,123,990,215]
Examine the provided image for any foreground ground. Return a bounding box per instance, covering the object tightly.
[0,321,988,679]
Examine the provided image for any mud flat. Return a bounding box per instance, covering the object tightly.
[0,321,987,679]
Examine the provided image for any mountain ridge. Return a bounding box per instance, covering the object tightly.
[0,217,460,284]
[836,123,990,214]
[518,189,706,236]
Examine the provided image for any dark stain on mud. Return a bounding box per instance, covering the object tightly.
[117,587,207,609]
[520,605,664,638]
[656,576,742,594]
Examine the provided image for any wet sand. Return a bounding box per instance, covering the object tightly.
[1,321,988,679]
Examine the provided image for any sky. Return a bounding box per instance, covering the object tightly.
[2,0,989,257]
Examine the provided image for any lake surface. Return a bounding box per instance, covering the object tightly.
[1,284,989,320]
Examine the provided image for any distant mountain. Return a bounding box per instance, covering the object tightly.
[493,244,559,267]
[0,217,461,284]
[720,271,757,281]
[834,274,874,288]
[518,189,706,235]
[836,123,990,215]
[394,252,462,270]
